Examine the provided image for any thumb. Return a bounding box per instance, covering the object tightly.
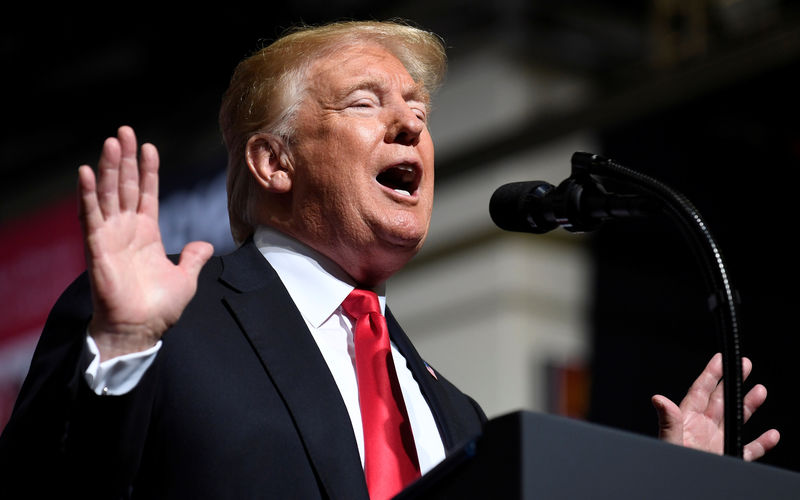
[178,241,214,278]
[652,394,683,445]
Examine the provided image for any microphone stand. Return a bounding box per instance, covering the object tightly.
[569,152,744,458]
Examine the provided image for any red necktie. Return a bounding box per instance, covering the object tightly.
[342,289,421,500]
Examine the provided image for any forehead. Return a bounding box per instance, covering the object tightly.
[306,43,425,100]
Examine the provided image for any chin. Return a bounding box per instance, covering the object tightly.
[373,213,429,248]
[375,226,427,252]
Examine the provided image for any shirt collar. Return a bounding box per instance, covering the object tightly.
[253,226,386,328]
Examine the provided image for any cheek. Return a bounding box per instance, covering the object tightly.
[306,125,378,179]
[293,144,346,193]
[354,121,381,143]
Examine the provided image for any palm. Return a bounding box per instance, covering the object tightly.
[679,400,725,453]
[87,208,190,335]
[79,126,213,359]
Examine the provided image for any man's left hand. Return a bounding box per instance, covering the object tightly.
[651,352,780,461]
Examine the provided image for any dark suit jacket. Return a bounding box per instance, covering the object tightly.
[0,240,485,499]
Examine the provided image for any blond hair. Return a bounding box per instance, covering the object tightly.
[219,20,447,244]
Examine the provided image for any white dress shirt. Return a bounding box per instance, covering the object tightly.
[85,226,446,474]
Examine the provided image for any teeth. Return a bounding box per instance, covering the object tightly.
[394,189,411,196]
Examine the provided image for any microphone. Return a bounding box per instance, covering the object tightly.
[489,176,659,234]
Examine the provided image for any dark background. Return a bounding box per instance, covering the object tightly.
[3,0,799,473]
[591,57,800,471]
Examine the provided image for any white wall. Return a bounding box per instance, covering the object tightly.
[390,134,597,418]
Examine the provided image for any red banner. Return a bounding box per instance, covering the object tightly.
[0,196,85,429]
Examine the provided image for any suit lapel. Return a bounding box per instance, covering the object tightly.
[385,308,470,452]
[219,242,369,500]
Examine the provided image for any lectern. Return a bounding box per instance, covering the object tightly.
[396,411,800,499]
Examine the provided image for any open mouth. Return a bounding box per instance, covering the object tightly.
[376,164,421,197]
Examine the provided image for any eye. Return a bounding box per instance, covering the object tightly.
[350,99,375,108]
[345,89,380,110]
[410,105,427,123]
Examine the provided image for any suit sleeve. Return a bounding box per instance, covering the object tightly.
[0,273,158,498]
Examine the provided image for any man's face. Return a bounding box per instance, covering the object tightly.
[284,43,435,285]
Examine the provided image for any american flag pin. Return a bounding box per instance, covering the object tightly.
[425,362,438,380]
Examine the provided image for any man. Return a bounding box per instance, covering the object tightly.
[0,20,779,499]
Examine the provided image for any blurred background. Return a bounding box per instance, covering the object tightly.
[2,0,799,472]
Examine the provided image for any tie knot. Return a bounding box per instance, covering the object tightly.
[341,288,381,319]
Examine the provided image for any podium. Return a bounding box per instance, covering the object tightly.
[397,411,800,499]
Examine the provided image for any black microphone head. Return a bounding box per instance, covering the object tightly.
[489,181,559,234]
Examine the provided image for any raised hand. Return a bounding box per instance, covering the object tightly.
[651,353,780,461]
[78,126,214,361]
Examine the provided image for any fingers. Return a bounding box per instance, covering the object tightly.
[651,394,683,445]
[682,354,754,414]
[78,165,102,235]
[89,126,159,219]
[743,383,767,422]
[117,126,141,212]
[681,352,723,414]
[743,429,780,462]
[138,143,160,219]
[704,354,752,424]
[96,135,122,218]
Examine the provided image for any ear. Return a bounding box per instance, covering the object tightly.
[245,133,293,193]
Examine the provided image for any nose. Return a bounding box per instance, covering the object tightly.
[384,101,424,146]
